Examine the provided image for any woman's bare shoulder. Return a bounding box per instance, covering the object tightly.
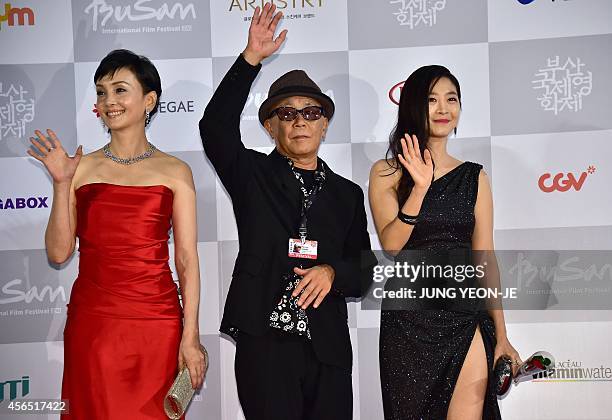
[370,158,402,186]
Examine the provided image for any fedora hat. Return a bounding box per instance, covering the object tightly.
[258,69,335,125]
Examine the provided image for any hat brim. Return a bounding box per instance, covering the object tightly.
[258,88,335,126]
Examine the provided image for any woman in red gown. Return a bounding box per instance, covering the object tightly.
[27,49,205,419]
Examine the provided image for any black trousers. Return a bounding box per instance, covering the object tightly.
[234,330,353,420]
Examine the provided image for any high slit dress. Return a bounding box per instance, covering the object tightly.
[379,162,502,420]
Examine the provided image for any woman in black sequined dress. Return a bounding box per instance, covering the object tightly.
[369,66,521,420]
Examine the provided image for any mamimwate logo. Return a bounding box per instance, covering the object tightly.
[538,165,596,193]
[532,358,612,383]
[0,3,34,30]
[0,376,29,401]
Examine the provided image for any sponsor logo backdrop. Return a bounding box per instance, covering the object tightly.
[1,1,611,418]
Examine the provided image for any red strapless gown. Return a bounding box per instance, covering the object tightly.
[61,183,184,419]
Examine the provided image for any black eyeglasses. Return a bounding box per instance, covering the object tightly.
[268,106,325,121]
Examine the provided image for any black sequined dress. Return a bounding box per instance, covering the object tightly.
[379,162,502,420]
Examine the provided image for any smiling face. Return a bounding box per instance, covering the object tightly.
[263,95,328,162]
[427,76,461,140]
[95,67,157,132]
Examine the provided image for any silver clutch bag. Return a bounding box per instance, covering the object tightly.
[164,345,209,419]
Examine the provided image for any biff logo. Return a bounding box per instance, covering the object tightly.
[0,3,35,30]
[0,279,66,305]
[84,0,196,32]
[538,165,596,193]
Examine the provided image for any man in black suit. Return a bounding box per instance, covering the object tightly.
[200,3,375,419]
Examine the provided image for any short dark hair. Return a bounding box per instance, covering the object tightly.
[94,49,162,117]
[387,65,462,204]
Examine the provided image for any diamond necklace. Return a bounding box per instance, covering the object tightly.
[103,142,157,165]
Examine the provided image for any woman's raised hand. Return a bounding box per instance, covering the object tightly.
[397,134,433,191]
[243,2,288,65]
[27,129,83,185]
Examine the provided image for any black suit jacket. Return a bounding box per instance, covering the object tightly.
[199,55,375,370]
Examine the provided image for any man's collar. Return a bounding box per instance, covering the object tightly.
[267,148,332,174]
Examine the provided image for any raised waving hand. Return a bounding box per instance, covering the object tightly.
[27,129,83,185]
[242,2,288,66]
[397,134,433,191]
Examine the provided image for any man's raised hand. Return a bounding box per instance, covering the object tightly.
[243,2,288,66]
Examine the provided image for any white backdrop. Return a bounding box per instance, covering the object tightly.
[1,1,612,419]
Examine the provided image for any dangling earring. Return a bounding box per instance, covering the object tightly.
[145,109,151,127]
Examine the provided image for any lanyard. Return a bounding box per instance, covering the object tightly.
[285,157,327,243]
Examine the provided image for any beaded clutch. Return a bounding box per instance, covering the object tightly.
[164,345,209,419]
[494,351,555,396]
[493,356,513,396]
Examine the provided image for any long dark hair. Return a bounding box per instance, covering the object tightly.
[386,65,461,204]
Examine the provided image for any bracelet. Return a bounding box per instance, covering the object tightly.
[398,210,419,225]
